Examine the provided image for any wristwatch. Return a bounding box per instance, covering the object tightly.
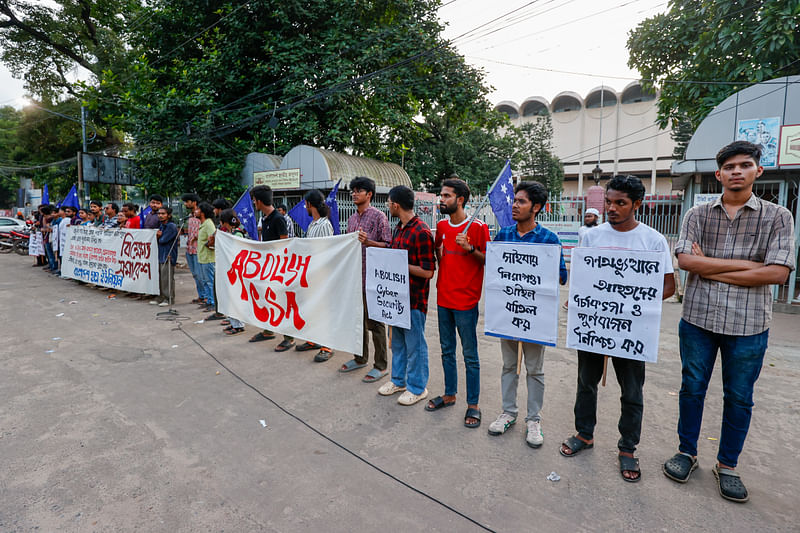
[469,245,476,254]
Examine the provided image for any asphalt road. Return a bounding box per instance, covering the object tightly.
[1,252,798,532]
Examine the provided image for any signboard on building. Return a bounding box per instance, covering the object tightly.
[253,169,301,190]
[736,117,780,168]
[778,124,800,166]
[543,221,580,260]
[693,193,721,207]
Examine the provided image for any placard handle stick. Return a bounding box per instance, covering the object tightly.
[516,340,523,375]
[601,355,609,387]
[462,159,510,235]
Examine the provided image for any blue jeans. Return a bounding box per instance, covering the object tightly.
[677,319,769,467]
[44,242,57,270]
[437,305,480,405]
[185,252,203,298]
[390,309,429,395]
[199,262,216,306]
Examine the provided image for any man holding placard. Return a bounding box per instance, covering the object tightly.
[663,141,794,503]
[377,186,436,406]
[426,177,489,428]
[561,175,675,484]
[487,181,567,448]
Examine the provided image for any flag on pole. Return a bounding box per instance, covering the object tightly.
[326,179,342,235]
[288,196,313,232]
[42,183,50,205]
[139,205,152,227]
[488,160,514,228]
[60,185,81,210]
[232,187,259,240]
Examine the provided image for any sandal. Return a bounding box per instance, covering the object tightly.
[362,368,388,382]
[220,319,231,326]
[313,348,334,362]
[339,360,367,373]
[712,464,748,502]
[275,339,295,352]
[464,408,481,428]
[225,327,245,335]
[249,331,275,342]
[206,312,225,321]
[663,452,698,483]
[619,454,641,483]
[425,396,456,412]
[295,341,319,352]
[560,435,594,457]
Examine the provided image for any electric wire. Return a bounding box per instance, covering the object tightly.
[176,323,497,533]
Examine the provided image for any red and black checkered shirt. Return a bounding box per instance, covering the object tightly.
[391,215,436,314]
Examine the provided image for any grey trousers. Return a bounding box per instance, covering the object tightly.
[158,262,175,303]
[500,339,545,422]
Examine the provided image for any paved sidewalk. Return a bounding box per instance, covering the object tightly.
[1,253,798,532]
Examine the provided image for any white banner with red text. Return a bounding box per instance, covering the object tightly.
[61,225,159,294]
[215,231,364,356]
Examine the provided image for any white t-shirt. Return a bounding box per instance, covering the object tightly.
[581,222,674,274]
[577,224,597,246]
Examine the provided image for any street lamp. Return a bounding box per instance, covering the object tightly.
[591,164,603,185]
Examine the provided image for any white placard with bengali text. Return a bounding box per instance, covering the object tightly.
[567,247,664,363]
[61,225,159,294]
[365,248,411,329]
[484,242,561,346]
[215,230,364,356]
[28,232,44,256]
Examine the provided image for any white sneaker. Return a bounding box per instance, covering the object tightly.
[149,300,159,305]
[488,413,517,436]
[397,389,429,406]
[378,381,406,396]
[158,301,170,307]
[526,420,544,448]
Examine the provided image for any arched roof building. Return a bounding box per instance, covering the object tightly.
[494,82,676,196]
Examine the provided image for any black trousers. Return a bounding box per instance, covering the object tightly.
[574,350,645,454]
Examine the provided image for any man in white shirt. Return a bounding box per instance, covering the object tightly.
[577,207,600,246]
[560,175,675,484]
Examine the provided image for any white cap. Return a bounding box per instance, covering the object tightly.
[585,208,600,216]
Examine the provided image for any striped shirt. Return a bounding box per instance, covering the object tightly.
[306,217,333,238]
[676,194,795,336]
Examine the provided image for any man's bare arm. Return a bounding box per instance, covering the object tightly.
[662,273,675,299]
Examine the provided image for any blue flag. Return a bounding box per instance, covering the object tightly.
[326,180,341,235]
[488,160,514,228]
[60,185,81,210]
[233,188,259,240]
[288,197,313,232]
[42,183,50,205]
[139,205,152,227]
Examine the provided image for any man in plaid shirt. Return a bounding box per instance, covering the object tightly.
[377,185,436,406]
[663,141,795,503]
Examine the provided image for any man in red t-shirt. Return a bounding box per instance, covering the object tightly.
[426,177,489,428]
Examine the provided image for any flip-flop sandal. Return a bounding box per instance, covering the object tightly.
[560,436,594,457]
[220,319,231,326]
[362,368,388,382]
[619,455,641,483]
[339,360,367,373]
[313,349,335,362]
[425,396,456,412]
[713,464,749,502]
[225,327,245,335]
[249,331,275,342]
[206,313,225,321]
[663,452,698,483]
[464,408,482,428]
[295,341,319,352]
[275,340,295,352]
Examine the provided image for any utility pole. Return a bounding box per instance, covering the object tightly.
[80,105,89,203]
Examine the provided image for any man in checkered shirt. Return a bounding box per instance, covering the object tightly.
[663,141,795,503]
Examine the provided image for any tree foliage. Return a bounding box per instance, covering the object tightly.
[627,0,800,140]
[511,116,563,195]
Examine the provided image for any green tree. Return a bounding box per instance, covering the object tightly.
[92,0,511,197]
[627,0,800,151]
[511,117,563,195]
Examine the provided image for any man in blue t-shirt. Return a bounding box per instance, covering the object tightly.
[488,181,567,449]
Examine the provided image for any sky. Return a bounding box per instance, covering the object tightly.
[0,0,666,108]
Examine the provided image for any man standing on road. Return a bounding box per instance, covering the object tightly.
[663,141,794,502]
[426,177,489,428]
[488,181,568,448]
[377,185,436,406]
[181,193,204,304]
[248,185,294,351]
[152,207,178,306]
[142,195,163,229]
[101,203,120,229]
[560,175,675,484]
[122,203,140,229]
[89,200,107,227]
[340,176,392,383]
[277,204,295,238]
